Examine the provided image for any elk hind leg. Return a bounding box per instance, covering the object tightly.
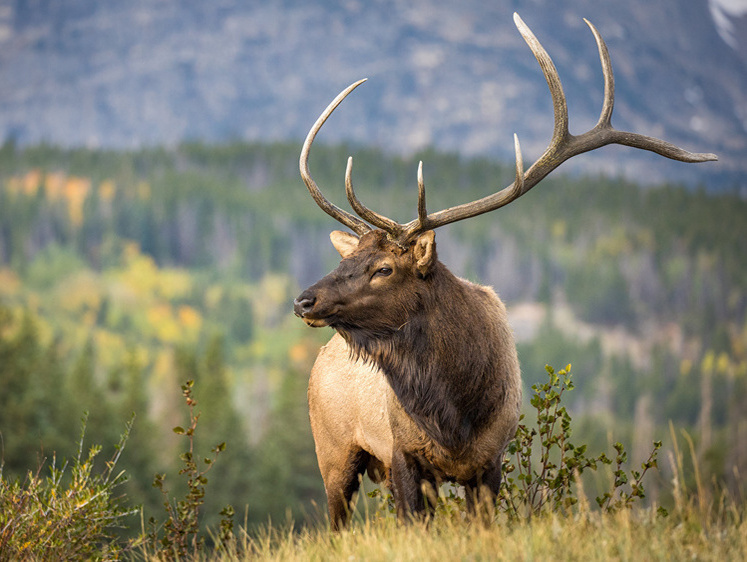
[464,462,502,526]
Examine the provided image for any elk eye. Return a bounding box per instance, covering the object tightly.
[376,267,393,277]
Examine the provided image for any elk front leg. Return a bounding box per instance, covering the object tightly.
[320,450,371,531]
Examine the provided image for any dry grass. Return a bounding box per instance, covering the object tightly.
[203,497,746,562]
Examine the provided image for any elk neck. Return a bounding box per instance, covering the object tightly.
[336,260,510,454]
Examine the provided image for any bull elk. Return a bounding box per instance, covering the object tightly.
[293,13,716,529]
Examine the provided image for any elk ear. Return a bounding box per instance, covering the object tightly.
[330,230,360,258]
[413,230,436,277]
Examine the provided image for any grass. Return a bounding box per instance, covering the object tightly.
[210,503,746,561]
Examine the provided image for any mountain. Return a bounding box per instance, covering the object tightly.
[0,0,745,188]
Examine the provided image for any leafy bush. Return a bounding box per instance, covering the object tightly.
[0,416,136,561]
[139,380,235,559]
[500,364,661,518]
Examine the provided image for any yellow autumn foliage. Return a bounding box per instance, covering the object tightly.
[716,352,731,375]
[288,340,319,369]
[204,285,224,310]
[5,176,20,195]
[6,170,93,227]
[255,273,292,327]
[64,176,91,227]
[23,169,42,195]
[1,303,54,348]
[178,305,203,338]
[551,219,567,240]
[115,244,192,300]
[701,350,715,375]
[82,310,97,327]
[0,269,21,296]
[146,303,181,343]
[98,179,116,202]
[93,329,127,371]
[595,227,632,257]
[144,303,202,344]
[5,170,41,196]
[679,358,692,377]
[44,172,66,200]
[151,349,175,390]
[157,269,192,300]
[118,246,160,297]
[288,342,309,365]
[55,271,102,314]
[137,181,151,200]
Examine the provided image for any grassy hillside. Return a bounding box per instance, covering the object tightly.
[239,507,747,561]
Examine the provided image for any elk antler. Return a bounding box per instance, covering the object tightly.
[299,79,372,236]
[300,13,718,244]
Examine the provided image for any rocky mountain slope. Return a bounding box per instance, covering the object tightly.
[0,0,744,188]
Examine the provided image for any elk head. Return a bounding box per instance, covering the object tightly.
[293,228,436,332]
[294,13,717,327]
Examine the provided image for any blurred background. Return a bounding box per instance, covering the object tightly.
[0,0,745,531]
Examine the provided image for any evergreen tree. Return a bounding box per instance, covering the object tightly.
[0,307,76,476]
[174,336,255,533]
[115,349,161,517]
[249,367,325,527]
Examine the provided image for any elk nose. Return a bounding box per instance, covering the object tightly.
[293,295,316,317]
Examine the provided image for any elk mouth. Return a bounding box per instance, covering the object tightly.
[301,316,331,328]
[293,303,336,328]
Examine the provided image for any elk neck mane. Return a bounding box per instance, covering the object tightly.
[334,260,510,454]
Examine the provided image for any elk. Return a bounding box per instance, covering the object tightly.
[293,13,716,530]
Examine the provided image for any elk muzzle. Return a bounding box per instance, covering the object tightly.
[294,291,331,327]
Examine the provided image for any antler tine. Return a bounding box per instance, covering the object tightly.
[417,161,427,229]
[582,19,718,162]
[513,12,569,148]
[345,157,403,235]
[584,18,614,128]
[512,134,525,196]
[300,79,372,236]
[405,13,717,236]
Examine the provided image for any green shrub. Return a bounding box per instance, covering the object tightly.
[138,380,235,559]
[500,364,661,518]
[0,415,136,561]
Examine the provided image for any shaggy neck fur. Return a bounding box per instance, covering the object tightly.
[335,261,509,454]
